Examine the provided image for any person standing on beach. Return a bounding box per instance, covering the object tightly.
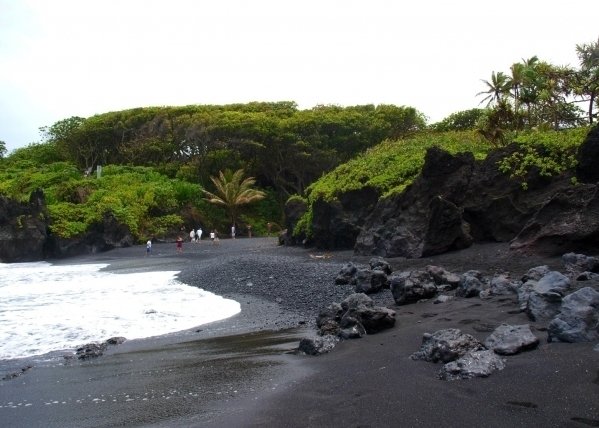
[189,229,195,243]
[146,239,152,256]
[176,236,183,253]
[247,224,252,238]
[196,227,202,242]
[231,224,236,239]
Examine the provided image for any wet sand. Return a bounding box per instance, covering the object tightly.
[1,238,598,427]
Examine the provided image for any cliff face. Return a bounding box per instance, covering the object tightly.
[0,190,50,262]
[0,190,134,263]
[286,125,599,257]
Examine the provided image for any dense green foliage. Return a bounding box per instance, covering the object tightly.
[40,102,427,200]
[306,131,490,201]
[2,38,595,244]
[497,127,589,188]
[0,161,195,239]
[1,102,426,241]
[430,109,485,132]
[294,131,491,238]
[295,124,592,238]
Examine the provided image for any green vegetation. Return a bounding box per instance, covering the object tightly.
[1,38,596,244]
[293,131,491,238]
[202,169,266,225]
[0,161,194,239]
[498,127,589,188]
[0,102,426,241]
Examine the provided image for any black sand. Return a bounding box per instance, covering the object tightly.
[1,238,598,427]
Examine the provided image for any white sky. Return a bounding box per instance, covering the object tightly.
[1,0,597,153]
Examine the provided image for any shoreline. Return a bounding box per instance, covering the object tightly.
[1,238,598,427]
[0,238,344,427]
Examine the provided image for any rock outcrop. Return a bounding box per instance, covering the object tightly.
[0,189,50,262]
[0,190,134,262]
[286,126,599,258]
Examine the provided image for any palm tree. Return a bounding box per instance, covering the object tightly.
[202,169,266,226]
[477,71,511,107]
[575,38,599,124]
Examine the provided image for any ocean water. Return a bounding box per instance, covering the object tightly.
[0,262,241,360]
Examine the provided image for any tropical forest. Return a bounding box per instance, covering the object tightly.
[0,38,597,244]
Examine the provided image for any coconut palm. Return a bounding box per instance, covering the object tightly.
[477,71,511,107]
[575,38,599,124]
[202,169,266,226]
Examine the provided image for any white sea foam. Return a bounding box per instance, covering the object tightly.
[0,262,240,360]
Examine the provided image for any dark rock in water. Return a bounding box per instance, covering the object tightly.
[76,336,127,359]
[410,328,485,363]
[298,335,339,355]
[76,342,107,360]
[2,365,33,381]
[484,324,539,355]
[438,350,506,381]
[548,287,599,343]
[105,336,126,345]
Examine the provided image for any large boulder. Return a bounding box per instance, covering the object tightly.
[316,293,395,338]
[410,328,485,363]
[484,324,539,355]
[547,287,599,343]
[438,350,506,381]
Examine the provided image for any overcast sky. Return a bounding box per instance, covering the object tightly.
[1,0,597,153]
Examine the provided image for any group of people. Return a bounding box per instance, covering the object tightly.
[145,222,265,256]
[188,227,203,243]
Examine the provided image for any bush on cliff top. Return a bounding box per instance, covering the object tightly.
[293,128,590,238]
[498,127,589,187]
[305,131,489,202]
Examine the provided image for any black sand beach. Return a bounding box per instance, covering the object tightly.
[1,238,598,427]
